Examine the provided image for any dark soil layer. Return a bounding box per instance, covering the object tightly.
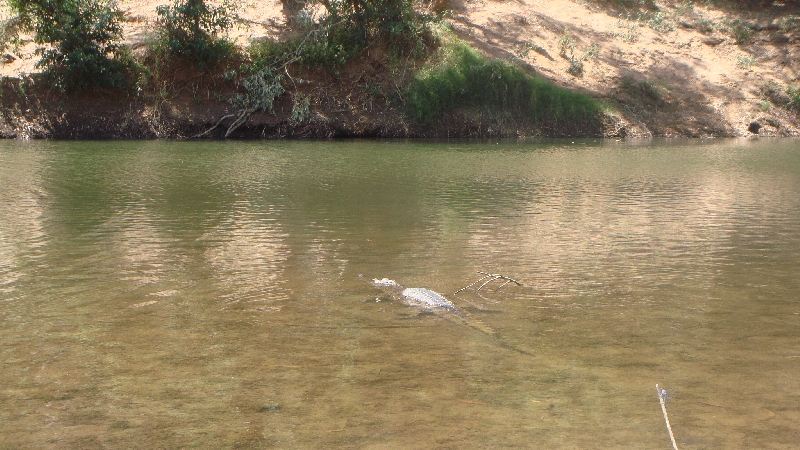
[0,55,609,139]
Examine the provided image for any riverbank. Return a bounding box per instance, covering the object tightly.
[2,0,799,139]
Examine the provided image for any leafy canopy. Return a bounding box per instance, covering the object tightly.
[9,0,131,89]
[155,0,236,65]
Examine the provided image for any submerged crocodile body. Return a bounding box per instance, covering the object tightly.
[402,288,456,311]
[372,278,456,311]
[371,277,492,335]
[370,277,533,356]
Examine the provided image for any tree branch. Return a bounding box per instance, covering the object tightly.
[455,271,523,295]
[192,113,237,138]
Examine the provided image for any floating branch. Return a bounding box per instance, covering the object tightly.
[656,384,679,450]
[454,271,523,295]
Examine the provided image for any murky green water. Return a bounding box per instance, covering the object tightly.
[1,139,799,448]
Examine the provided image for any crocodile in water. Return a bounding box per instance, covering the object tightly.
[370,277,532,356]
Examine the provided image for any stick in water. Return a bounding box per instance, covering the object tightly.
[656,384,679,450]
[454,271,522,295]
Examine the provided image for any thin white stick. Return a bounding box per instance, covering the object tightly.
[476,276,500,292]
[454,271,523,295]
[496,280,512,291]
[477,271,523,286]
[453,275,491,294]
[656,384,679,450]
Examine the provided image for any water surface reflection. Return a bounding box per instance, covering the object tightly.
[0,139,798,448]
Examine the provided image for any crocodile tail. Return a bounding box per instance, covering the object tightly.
[451,310,535,356]
[450,309,496,336]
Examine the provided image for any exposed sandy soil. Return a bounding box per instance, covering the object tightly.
[1,0,799,138]
[448,0,800,137]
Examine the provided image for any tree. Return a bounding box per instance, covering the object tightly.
[318,0,422,44]
[9,0,131,89]
[156,0,235,65]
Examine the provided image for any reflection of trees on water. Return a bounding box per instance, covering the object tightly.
[455,145,800,305]
[0,144,48,300]
[202,212,290,308]
[3,140,800,449]
[7,140,799,310]
[8,142,293,309]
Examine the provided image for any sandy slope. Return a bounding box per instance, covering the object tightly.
[0,0,288,77]
[1,0,799,137]
[448,0,800,136]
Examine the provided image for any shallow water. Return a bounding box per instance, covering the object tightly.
[1,138,798,448]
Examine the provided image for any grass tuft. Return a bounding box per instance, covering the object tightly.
[788,85,800,111]
[405,41,601,130]
[620,76,663,103]
[779,16,800,32]
[724,19,755,45]
[610,14,640,43]
[736,54,756,69]
[645,11,674,32]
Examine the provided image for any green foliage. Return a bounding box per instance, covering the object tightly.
[586,0,656,8]
[405,42,601,129]
[516,41,545,59]
[695,18,717,34]
[248,33,351,73]
[778,16,800,32]
[702,0,800,10]
[724,19,755,45]
[610,14,640,42]
[736,54,756,69]
[290,92,311,123]
[248,0,437,72]
[584,44,599,59]
[364,82,382,97]
[248,39,303,72]
[620,76,662,103]
[322,0,428,50]
[610,10,671,39]
[247,0,434,73]
[567,58,584,77]
[760,81,788,107]
[233,68,286,114]
[558,30,575,57]
[156,0,236,65]
[675,1,694,17]
[296,31,361,69]
[645,11,673,32]
[8,0,135,90]
[1,15,24,55]
[304,7,322,26]
[788,86,800,111]
[558,31,597,77]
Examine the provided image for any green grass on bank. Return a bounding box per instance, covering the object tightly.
[405,41,601,131]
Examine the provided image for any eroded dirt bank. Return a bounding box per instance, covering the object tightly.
[1,0,799,139]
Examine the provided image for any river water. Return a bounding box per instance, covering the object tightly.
[1,139,798,448]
